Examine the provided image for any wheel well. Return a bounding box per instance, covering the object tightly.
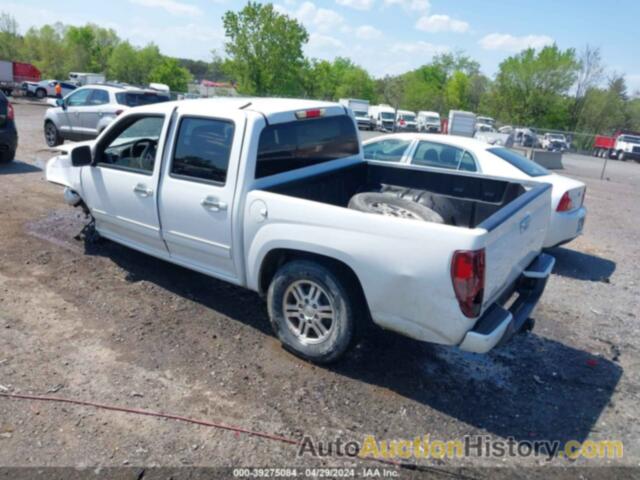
[259,249,369,311]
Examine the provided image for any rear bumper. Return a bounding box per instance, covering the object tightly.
[458,253,555,353]
[0,126,18,152]
[543,206,586,248]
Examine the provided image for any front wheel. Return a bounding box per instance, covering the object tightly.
[44,122,62,147]
[267,260,357,364]
[618,151,626,161]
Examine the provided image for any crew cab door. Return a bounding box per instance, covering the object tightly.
[158,112,245,282]
[81,113,170,257]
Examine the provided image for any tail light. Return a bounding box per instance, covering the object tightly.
[556,191,574,212]
[7,102,14,121]
[451,249,485,318]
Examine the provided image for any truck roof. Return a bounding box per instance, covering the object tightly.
[127,97,346,124]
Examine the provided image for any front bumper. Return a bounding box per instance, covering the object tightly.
[458,253,555,353]
[543,206,586,248]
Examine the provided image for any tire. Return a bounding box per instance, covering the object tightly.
[348,192,445,223]
[618,151,626,162]
[35,88,46,99]
[0,149,15,163]
[267,260,358,364]
[44,121,63,147]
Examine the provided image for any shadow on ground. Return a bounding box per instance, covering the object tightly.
[26,211,623,453]
[549,246,616,282]
[0,160,41,175]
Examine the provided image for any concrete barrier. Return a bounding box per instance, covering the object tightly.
[531,150,563,169]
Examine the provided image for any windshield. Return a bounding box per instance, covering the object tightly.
[620,135,640,144]
[425,116,439,123]
[380,112,395,120]
[400,114,416,122]
[116,92,170,107]
[487,147,549,177]
[353,110,368,117]
[549,134,565,140]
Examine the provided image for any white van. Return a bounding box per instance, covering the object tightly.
[395,109,417,132]
[368,104,396,131]
[417,111,441,133]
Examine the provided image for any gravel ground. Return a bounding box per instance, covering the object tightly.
[0,104,638,478]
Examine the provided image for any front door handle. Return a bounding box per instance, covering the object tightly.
[201,196,227,211]
[133,184,153,197]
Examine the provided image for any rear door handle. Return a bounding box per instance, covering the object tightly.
[201,196,227,211]
[133,184,153,197]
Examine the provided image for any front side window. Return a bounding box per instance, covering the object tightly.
[363,139,411,162]
[411,141,476,172]
[256,115,358,178]
[66,89,92,107]
[171,117,235,184]
[98,116,165,174]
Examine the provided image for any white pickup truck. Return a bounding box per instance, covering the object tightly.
[46,98,555,363]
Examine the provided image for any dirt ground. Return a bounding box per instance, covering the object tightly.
[0,102,638,478]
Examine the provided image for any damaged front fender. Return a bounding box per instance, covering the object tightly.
[46,154,82,193]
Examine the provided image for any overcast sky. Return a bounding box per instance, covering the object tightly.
[5,0,640,92]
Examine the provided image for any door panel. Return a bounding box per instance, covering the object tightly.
[159,114,245,280]
[81,114,169,257]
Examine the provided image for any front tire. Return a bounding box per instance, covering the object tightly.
[267,260,357,364]
[618,151,626,162]
[44,121,62,147]
[0,149,15,163]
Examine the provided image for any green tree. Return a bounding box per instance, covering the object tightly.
[0,12,22,61]
[487,45,579,128]
[22,24,67,79]
[223,2,308,95]
[444,71,471,110]
[149,58,192,92]
[107,41,163,85]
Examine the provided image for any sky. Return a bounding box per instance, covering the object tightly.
[5,0,640,92]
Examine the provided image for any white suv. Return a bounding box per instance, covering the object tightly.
[44,83,170,147]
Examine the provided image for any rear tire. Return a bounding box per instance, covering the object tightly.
[0,149,15,163]
[44,121,63,147]
[267,260,358,364]
[348,192,445,223]
[35,88,46,99]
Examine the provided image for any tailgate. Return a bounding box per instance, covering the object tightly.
[478,182,551,309]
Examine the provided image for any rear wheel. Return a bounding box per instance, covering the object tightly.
[44,121,62,147]
[0,149,15,163]
[35,88,46,99]
[267,260,358,364]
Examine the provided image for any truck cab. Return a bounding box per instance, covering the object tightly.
[417,111,441,133]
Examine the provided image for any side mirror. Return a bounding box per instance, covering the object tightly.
[56,98,65,108]
[71,145,92,167]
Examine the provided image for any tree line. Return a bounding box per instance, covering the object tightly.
[2,2,640,146]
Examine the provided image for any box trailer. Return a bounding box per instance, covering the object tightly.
[0,60,41,95]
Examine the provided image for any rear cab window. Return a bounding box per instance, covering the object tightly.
[256,115,358,178]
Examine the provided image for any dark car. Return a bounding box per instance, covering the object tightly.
[0,90,17,163]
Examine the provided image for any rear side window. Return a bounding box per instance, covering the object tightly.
[89,89,109,105]
[487,147,549,177]
[256,115,358,178]
[116,92,169,107]
[171,117,235,184]
[412,140,477,172]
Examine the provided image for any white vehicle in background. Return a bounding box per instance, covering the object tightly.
[362,133,586,248]
[476,123,496,133]
[448,110,476,137]
[369,104,396,131]
[46,98,555,362]
[395,109,417,132]
[541,133,569,151]
[339,98,372,130]
[24,79,77,98]
[69,72,106,86]
[417,111,441,133]
[477,116,496,128]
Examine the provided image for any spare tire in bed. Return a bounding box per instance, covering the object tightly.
[348,192,445,223]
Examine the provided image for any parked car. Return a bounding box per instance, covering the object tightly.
[395,109,417,131]
[475,123,496,133]
[24,80,76,99]
[368,104,395,131]
[362,133,586,248]
[541,133,569,152]
[417,111,441,133]
[0,90,17,163]
[43,83,170,147]
[46,98,554,363]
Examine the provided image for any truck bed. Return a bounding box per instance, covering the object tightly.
[265,161,530,229]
